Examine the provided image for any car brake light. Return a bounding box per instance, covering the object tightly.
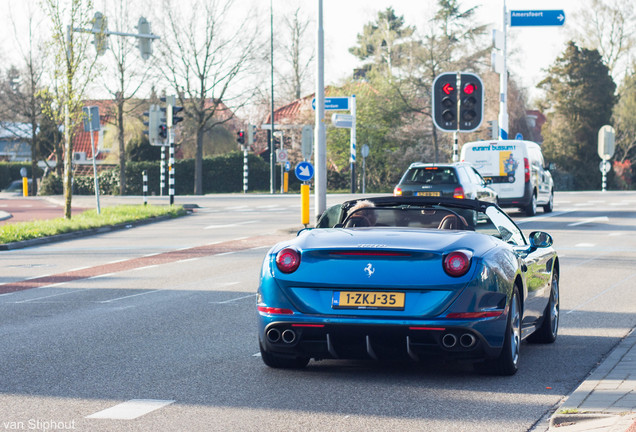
[275,248,301,273]
[524,158,530,183]
[393,186,402,196]
[443,251,471,277]
[453,187,465,199]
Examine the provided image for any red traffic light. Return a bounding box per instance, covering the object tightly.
[463,83,476,95]
[442,83,455,95]
[236,130,245,144]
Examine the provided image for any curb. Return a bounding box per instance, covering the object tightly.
[0,210,11,221]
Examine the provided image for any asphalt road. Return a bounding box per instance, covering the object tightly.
[0,192,635,432]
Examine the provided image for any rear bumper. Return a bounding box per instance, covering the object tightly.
[497,182,533,208]
[259,318,505,362]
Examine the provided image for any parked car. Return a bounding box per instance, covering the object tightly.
[257,196,559,375]
[2,179,32,195]
[460,140,554,216]
[393,162,498,204]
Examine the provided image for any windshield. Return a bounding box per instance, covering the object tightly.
[342,206,474,230]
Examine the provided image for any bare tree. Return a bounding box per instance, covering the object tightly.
[3,5,47,195]
[570,0,636,82]
[277,7,314,103]
[159,0,261,195]
[41,0,99,218]
[101,0,158,195]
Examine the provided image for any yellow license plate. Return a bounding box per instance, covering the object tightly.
[416,191,441,197]
[333,291,405,310]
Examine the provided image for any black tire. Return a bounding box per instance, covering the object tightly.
[528,271,559,344]
[259,340,309,369]
[481,288,521,376]
[525,192,537,217]
[543,190,554,213]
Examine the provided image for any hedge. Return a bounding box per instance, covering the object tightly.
[7,151,350,195]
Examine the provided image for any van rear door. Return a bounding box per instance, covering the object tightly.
[461,141,525,200]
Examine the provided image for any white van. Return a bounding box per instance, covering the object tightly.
[460,140,554,216]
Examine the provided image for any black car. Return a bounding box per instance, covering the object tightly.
[393,162,497,203]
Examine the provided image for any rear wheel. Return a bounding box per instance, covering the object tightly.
[259,341,310,369]
[543,190,554,213]
[528,271,559,343]
[525,192,537,216]
[481,288,521,376]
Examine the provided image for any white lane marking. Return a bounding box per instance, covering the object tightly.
[176,257,200,264]
[99,290,162,304]
[86,399,175,420]
[216,252,235,257]
[568,216,609,227]
[253,352,262,357]
[566,271,636,314]
[14,290,83,304]
[211,293,256,304]
[142,252,161,258]
[575,243,596,248]
[107,259,128,265]
[204,220,257,230]
[69,266,90,272]
[133,265,160,271]
[515,210,574,224]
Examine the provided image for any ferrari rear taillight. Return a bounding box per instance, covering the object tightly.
[393,186,403,196]
[443,251,471,277]
[257,306,294,315]
[524,157,530,183]
[453,187,465,199]
[276,248,301,273]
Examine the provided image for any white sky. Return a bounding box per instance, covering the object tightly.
[1,0,580,105]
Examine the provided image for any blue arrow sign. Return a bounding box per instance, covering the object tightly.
[311,97,349,111]
[295,161,314,182]
[510,10,565,27]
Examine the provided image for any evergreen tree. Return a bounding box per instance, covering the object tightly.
[538,42,616,190]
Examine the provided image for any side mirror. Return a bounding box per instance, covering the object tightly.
[529,231,553,248]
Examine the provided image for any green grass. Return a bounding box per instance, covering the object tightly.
[0,205,187,245]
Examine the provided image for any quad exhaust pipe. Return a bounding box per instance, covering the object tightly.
[266,328,281,343]
[442,332,476,349]
[282,329,296,344]
[460,333,476,348]
[267,328,298,344]
[442,333,457,349]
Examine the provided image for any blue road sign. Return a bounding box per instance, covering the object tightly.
[285,161,291,172]
[510,10,565,27]
[295,161,314,182]
[515,133,523,140]
[311,97,349,111]
[82,106,101,131]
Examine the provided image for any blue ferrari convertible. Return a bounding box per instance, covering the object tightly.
[257,197,559,375]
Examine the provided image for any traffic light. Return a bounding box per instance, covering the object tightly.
[171,105,184,125]
[159,124,168,140]
[433,72,484,132]
[432,73,458,131]
[91,12,109,56]
[459,73,484,132]
[486,120,498,139]
[143,104,161,144]
[137,17,153,60]
[237,130,245,145]
[247,124,256,145]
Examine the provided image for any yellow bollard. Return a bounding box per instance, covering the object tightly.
[283,172,289,193]
[22,177,28,197]
[301,183,310,226]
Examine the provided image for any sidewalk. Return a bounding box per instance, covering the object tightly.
[547,327,636,431]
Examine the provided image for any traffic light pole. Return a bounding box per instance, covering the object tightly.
[498,0,509,140]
